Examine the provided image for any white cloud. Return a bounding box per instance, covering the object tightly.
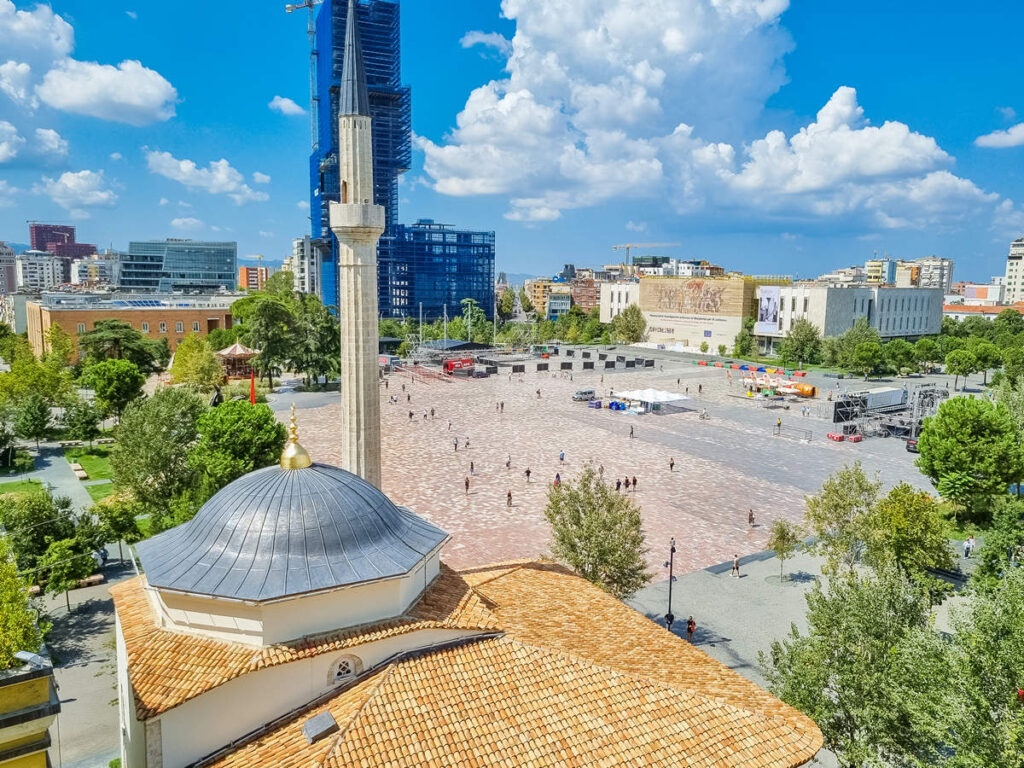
[158,197,169,205]
[0,179,19,206]
[36,59,177,125]
[0,121,25,162]
[975,123,1024,149]
[460,31,513,57]
[0,60,35,107]
[258,230,275,238]
[998,106,1016,121]
[171,217,203,230]
[296,200,310,210]
[33,169,117,216]
[145,150,269,204]
[125,10,137,20]
[109,151,123,161]
[252,171,271,184]
[626,220,647,232]
[34,128,68,158]
[0,1,74,64]
[177,200,193,209]
[268,95,305,115]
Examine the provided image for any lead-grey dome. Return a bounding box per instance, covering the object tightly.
[135,464,448,602]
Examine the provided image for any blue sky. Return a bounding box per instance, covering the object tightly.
[1,0,1023,282]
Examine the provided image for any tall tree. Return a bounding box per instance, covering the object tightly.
[290,294,339,385]
[917,397,1024,504]
[766,518,802,580]
[92,492,145,562]
[43,323,75,371]
[778,318,821,367]
[973,498,1024,590]
[169,334,225,391]
[237,297,294,386]
[1000,345,1024,387]
[262,270,295,297]
[62,397,101,446]
[519,287,534,314]
[803,462,880,574]
[993,307,1024,336]
[38,538,94,612]
[762,568,950,768]
[543,462,651,598]
[0,535,44,669]
[883,338,917,374]
[852,341,883,379]
[838,318,881,370]
[189,401,287,494]
[14,392,50,448]
[966,338,1001,385]
[77,319,165,374]
[110,387,206,503]
[914,337,941,373]
[945,349,976,391]
[0,493,76,572]
[734,316,755,357]
[613,304,647,344]
[81,359,145,418]
[498,288,516,319]
[862,483,953,580]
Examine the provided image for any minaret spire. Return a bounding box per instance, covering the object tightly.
[339,0,370,118]
[330,0,385,488]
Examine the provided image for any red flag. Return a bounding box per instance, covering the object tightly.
[250,370,256,404]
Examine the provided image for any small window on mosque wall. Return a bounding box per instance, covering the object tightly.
[329,655,361,685]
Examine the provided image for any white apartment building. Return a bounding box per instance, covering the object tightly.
[915,256,954,293]
[755,284,943,352]
[598,281,639,323]
[288,236,319,296]
[16,251,63,291]
[816,266,866,284]
[71,253,120,286]
[0,242,15,295]
[1006,238,1024,303]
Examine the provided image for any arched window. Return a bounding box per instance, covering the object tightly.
[341,180,349,204]
[328,654,362,685]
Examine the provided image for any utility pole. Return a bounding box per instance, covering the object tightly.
[664,538,677,631]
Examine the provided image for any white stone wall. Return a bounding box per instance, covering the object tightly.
[599,282,638,324]
[117,616,147,768]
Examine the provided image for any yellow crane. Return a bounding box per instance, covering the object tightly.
[611,242,680,266]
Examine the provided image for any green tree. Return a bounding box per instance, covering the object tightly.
[917,397,1024,507]
[699,340,709,353]
[38,538,94,612]
[973,498,1024,589]
[190,401,287,495]
[62,397,101,446]
[0,493,76,573]
[110,387,206,504]
[914,337,941,373]
[763,568,950,768]
[43,323,75,371]
[967,338,1002,386]
[289,294,339,386]
[993,307,1024,336]
[206,327,239,352]
[852,341,883,379]
[945,349,976,391]
[803,463,880,573]
[0,535,44,670]
[883,338,917,375]
[262,270,295,297]
[1001,345,1024,387]
[14,392,50,448]
[778,318,821,367]
[169,334,225,391]
[519,287,534,314]
[613,304,647,343]
[936,471,977,525]
[733,316,755,357]
[498,288,515,320]
[766,518,802,581]
[236,297,294,386]
[838,318,881,370]
[543,462,651,598]
[82,359,145,418]
[93,493,145,562]
[863,483,953,580]
[78,319,165,374]
[717,343,727,356]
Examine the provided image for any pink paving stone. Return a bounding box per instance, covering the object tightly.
[292,366,813,575]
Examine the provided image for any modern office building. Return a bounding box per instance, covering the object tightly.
[238,266,272,292]
[0,242,15,294]
[378,220,494,319]
[287,236,320,296]
[310,0,494,318]
[16,252,63,291]
[28,223,75,252]
[1005,238,1024,303]
[119,239,237,293]
[546,287,572,320]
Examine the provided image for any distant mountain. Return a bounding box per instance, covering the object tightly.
[3,242,29,253]
[502,272,542,287]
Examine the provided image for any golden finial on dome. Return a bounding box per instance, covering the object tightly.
[280,403,312,470]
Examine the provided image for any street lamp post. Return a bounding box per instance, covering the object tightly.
[664,537,676,631]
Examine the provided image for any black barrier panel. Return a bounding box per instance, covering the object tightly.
[625,361,636,368]
[605,360,616,369]
[583,361,594,370]
[644,360,655,368]
[616,355,626,362]
[635,358,644,364]
[537,363,549,371]
[599,353,607,360]
[566,350,575,357]
[582,351,591,359]
[561,362,573,370]
[486,366,498,374]
[512,364,525,373]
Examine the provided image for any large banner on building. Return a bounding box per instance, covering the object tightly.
[755,286,780,334]
[639,277,747,318]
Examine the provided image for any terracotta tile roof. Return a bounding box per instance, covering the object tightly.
[202,562,822,768]
[110,564,499,720]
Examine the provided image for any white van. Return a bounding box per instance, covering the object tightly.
[572,388,596,401]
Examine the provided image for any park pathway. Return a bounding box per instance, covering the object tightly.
[22,443,95,510]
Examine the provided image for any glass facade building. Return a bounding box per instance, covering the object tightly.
[310,0,495,319]
[119,240,237,293]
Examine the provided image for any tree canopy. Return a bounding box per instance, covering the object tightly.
[169,334,225,391]
[82,358,146,417]
[78,319,167,374]
[190,401,287,493]
[613,304,647,344]
[0,535,43,670]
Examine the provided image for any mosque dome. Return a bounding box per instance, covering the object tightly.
[135,462,449,603]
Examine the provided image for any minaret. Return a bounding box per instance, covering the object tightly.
[329,0,385,488]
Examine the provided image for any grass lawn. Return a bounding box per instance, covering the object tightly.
[65,446,113,480]
[85,481,116,503]
[0,478,45,496]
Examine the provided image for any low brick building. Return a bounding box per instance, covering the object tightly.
[26,295,237,359]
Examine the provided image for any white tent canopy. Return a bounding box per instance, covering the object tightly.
[615,388,690,404]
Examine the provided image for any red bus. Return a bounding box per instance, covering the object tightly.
[443,358,475,375]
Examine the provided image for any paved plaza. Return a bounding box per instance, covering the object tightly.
[284,351,931,574]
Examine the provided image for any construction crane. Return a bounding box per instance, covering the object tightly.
[611,243,680,266]
[285,0,324,150]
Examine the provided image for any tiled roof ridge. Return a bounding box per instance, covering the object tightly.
[456,558,568,588]
[315,663,400,768]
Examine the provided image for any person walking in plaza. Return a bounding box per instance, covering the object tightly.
[623,477,630,491]
[629,425,634,439]
[402,383,405,392]
[537,388,542,398]
[431,407,435,420]
[407,393,411,402]
[465,476,470,496]
[615,478,621,492]
[686,616,696,642]
[554,472,561,487]
[731,554,741,578]
[470,461,475,476]
[506,455,511,470]
[465,437,470,449]
[698,384,702,395]
[967,534,976,556]
[453,437,459,452]
[963,538,971,558]
[423,410,427,420]
[500,401,504,412]
[507,489,513,508]
[408,410,414,421]
[748,509,755,528]
[447,419,452,431]
[385,379,389,390]
[559,450,565,465]
[525,467,532,483]
[632,475,637,491]
[669,457,675,472]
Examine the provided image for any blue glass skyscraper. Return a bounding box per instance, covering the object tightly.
[311,0,495,319]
